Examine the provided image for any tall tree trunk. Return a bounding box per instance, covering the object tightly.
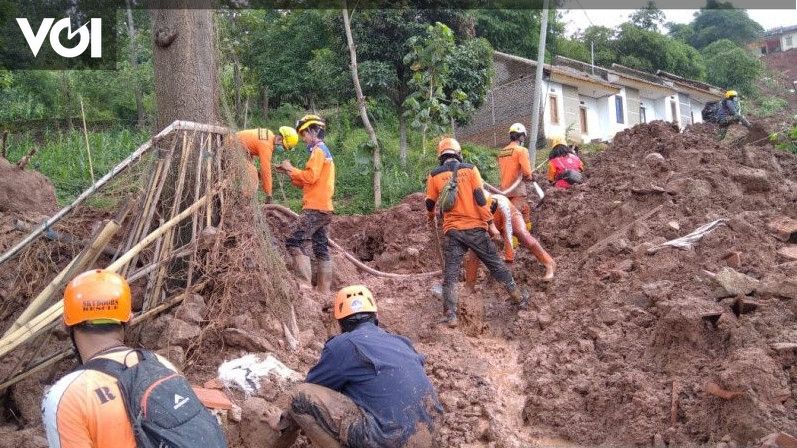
[398,109,408,166]
[233,56,242,124]
[126,0,145,129]
[261,87,270,120]
[151,5,218,130]
[150,3,218,254]
[342,2,381,209]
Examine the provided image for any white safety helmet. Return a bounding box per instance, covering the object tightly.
[509,123,527,135]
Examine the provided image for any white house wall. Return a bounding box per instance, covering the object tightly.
[595,88,630,141]
[541,80,568,140]
[691,99,705,123]
[578,96,601,142]
[782,31,797,51]
[639,97,659,123]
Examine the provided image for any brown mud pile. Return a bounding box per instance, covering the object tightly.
[517,121,797,446]
[1,121,796,448]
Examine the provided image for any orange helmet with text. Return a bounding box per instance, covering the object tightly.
[63,270,132,326]
[333,285,377,320]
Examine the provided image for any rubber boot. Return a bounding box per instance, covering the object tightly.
[288,247,312,285]
[316,259,333,294]
[508,287,529,310]
[441,285,458,328]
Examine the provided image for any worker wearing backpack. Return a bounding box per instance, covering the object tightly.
[426,138,528,327]
[42,269,227,448]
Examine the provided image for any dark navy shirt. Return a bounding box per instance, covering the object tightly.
[306,322,441,446]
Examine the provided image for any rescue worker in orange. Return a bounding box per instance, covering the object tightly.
[237,127,299,202]
[465,191,555,288]
[276,115,335,293]
[288,285,441,447]
[497,123,534,226]
[426,137,527,327]
[547,142,584,189]
[41,270,223,448]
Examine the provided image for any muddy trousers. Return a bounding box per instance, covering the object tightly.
[508,196,531,225]
[286,210,332,261]
[289,383,433,448]
[443,229,517,319]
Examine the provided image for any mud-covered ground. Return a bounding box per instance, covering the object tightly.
[0,121,796,448]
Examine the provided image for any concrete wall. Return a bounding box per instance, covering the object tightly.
[691,99,705,123]
[678,93,692,128]
[782,32,797,51]
[562,84,580,142]
[542,80,567,140]
[578,96,601,142]
[626,87,641,126]
[639,97,659,123]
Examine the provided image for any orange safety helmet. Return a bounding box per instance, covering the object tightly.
[333,285,377,320]
[437,137,461,156]
[63,270,132,326]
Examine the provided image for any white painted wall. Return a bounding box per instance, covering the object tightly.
[661,94,681,127]
[541,80,567,140]
[577,96,601,142]
[639,97,659,123]
[596,88,629,140]
[782,32,797,51]
[691,99,705,123]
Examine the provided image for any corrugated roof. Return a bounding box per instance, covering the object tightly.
[494,51,617,90]
[656,70,723,93]
[764,24,797,37]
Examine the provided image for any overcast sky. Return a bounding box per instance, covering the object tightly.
[561,9,797,36]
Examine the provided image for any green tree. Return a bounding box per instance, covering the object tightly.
[447,37,493,125]
[688,2,763,49]
[667,22,695,43]
[581,26,618,67]
[701,39,761,94]
[615,23,706,79]
[629,1,666,31]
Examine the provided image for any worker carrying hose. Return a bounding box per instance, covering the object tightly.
[42,270,227,448]
[426,137,528,327]
[465,191,556,288]
[497,123,534,226]
[547,142,584,189]
[285,285,441,447]
[276,114,335,293]
[236,127,299,202]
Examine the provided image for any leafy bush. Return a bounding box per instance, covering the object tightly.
[769,122,797,155]
[755,97,788,118]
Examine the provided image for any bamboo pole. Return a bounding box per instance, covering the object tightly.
[0,194,212,359]
[4,220,120,337]
[79,97,95,183]
[0,281,207,391]
[0,122,180,266]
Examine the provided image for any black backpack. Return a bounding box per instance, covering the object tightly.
[702,101,719,123]
[82,349,228,448]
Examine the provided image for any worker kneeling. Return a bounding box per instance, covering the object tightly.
[288,285,442,448]
[42,270,227,448]
[465,192,555,287]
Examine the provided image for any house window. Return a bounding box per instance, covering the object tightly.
[640,106,647,124]
[579,107,588,134]
[549,94,559,125]
[615,96,624,124]
[670,99,678,125]
[786,35,794,48]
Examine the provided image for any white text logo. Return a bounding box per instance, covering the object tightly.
[16,18,102,58]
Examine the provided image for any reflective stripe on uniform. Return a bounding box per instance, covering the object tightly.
[42,370,83,448]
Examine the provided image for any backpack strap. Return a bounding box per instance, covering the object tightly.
[78,349,148,378]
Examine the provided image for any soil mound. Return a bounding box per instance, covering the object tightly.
[517,120,797,446]
[0,158,57,218]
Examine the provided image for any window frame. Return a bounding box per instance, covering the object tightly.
[615,96,624,124]
[549,94,560,125]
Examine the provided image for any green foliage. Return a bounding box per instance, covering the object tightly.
[701,39,761,94]
[447,37,494,123]
[687,2,763,49]
[615,23,706,79]
[769,122,797,155]
[754,97,788,118]
[5,128,150,204]
[581,26,618,67]
[555,37,590,63]
[667,22,696,43]
[629,1,666,31]
[471,9,549,60]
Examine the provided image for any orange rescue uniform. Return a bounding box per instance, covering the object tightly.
[289,141,335,212]
[42,349,178,448]
[497,142,533,197]
[425,161,492,234]
[237,128,276,197]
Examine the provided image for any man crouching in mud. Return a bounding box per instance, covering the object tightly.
[273,285,442,447]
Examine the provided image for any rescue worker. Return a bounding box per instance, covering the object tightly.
[715,90,752,140]
[426,137,527,327]
[547,143,584,189]
[276,115,335,293]
[497,123,534,227]
[465,192,556,287]
[288,285,441,447]
[236,127,299,202]
[41,270,224,448]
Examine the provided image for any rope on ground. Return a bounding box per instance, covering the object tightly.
[263,204,441,279]
[646,219,727,255]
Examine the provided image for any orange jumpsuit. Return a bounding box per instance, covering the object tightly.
[497,141,533,222]
[237,128,276,198]
[42,349,177,448]
[288,141,335,212]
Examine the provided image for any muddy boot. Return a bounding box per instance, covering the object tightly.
[316,259,333,294]
[441,285,458,328]
[288,247,312,285]
[528,240,556,282]
[508,287,529,310]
